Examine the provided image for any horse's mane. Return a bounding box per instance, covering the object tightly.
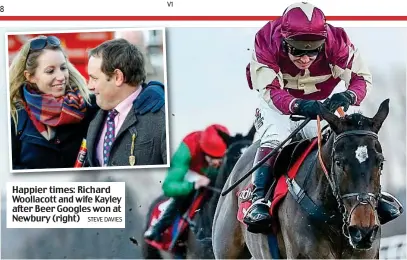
[193,138,253,242]
[343,111,372,126]
[324,111,373,138]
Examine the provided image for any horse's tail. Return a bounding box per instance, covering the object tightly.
[141,194,168,259]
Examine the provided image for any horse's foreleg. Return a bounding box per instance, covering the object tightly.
[278,196,340,259]
[243,232,274,259]
[277,196,305,259]
[212,188,245,259]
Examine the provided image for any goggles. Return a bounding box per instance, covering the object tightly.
[284,40,323,57]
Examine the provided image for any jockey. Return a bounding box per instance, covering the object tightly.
[144,124,230,242]
[243,2,403,232]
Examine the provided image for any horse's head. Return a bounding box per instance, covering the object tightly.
[320,99,389,250]
[216,123,255,148]
[216,124,255,176]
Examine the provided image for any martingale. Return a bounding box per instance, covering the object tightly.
[77,186,111,193]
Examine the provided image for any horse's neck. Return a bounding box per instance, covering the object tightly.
[195,144,247,238]
[205,173,224,222]
[312,134,338,211]
[192,190,217,240]
[193,173,224,238]
[197,160,232,234]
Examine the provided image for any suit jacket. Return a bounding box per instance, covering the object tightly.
[86,104,167,167]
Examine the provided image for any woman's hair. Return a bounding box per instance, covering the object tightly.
[9,35,91,131]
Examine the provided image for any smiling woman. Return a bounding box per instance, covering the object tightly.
[24,49,69,98]
[9,35,99,170]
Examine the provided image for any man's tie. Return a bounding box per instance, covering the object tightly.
[103,109,119,166]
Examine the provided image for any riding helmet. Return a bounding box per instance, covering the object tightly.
[281,2,327,50]
[200,124,230,158]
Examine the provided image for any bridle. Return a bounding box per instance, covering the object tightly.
[316,116,382,238]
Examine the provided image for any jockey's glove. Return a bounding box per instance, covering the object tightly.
[291,99,324,119]
[326,91,356,112]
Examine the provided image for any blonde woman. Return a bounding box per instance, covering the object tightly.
[10,35,164,169]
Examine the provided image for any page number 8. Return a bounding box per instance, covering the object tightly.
[0,6,4,12]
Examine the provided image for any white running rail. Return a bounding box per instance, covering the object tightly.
[380,234,406,259]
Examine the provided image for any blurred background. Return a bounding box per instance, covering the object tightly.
[1,26,406,259]
[7,29,165,84]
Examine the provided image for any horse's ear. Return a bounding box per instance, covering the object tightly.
[319,104,342,133]
[372,98,390,133]
[246,124,256,142]
[216,129,231,147]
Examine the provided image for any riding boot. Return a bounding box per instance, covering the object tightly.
[144,198,179,242]
[377,191,404,225]
[243,146,277,233]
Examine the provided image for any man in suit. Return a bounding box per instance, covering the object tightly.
[86,38,167,167]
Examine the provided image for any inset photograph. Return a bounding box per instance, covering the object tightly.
[7,28,169,172]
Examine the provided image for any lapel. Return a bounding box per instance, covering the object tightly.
[116,106,138,140]
[87,109,107,166]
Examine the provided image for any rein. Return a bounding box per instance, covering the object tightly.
[316,109,381,238]
[316,108,345,197]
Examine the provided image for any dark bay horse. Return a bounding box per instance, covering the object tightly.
[213,99,390,259]
[141,125,255,259]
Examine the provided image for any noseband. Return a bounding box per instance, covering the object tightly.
[326,130,382,237]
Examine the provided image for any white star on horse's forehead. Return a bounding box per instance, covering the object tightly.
[285,2,315,21]
[355,145,369,163]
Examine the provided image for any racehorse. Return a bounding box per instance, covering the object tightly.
[213,99,390,259]
[140,124,256,259]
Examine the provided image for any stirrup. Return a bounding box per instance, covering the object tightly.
[144,228,163,242]
[249,198,271,208]
[244,198,271,218]
[144,226,157,238]
[244,199,273,234]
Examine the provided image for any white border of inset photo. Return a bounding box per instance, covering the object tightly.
[6,27,170,173]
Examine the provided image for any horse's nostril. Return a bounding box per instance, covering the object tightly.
[349,225,379,245]
[348,226,362,242]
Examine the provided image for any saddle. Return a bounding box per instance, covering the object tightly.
[237,132,329,223]
[272,135,314,179]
